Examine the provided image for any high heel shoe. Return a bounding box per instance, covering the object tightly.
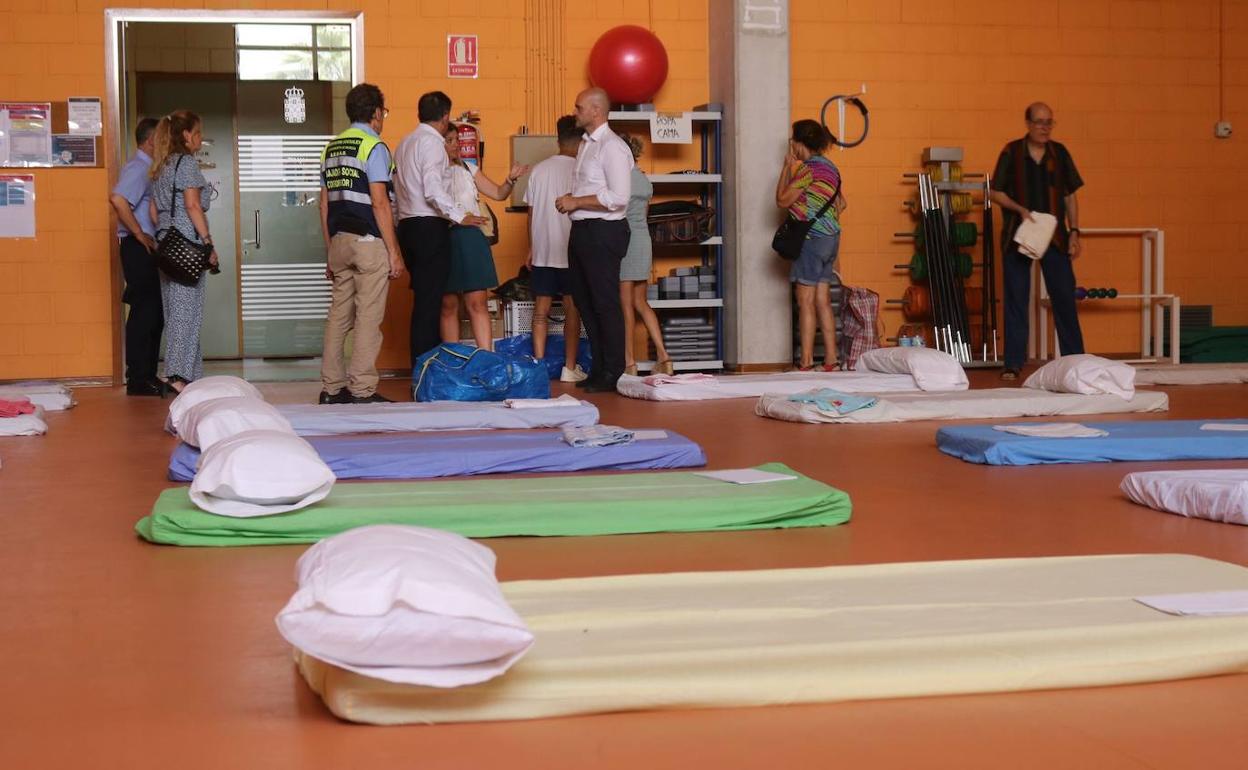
[655,359,675,376]
[624,364,638,376]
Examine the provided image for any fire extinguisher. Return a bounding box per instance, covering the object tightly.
[455,110,482,170]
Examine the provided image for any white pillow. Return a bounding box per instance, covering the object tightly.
[1023,354,1135,399]
[166,376,264,435]
[190,430,334,517]
[276,525,534,688]
[854,347,969,391]
[179,396,294,451]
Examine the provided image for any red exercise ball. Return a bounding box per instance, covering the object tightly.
[588,25,669,105]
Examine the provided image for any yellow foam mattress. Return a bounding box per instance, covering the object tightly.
[296,554,1248,725]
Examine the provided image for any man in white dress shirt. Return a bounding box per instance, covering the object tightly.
[555,87,634,392]
[394,91,488,366]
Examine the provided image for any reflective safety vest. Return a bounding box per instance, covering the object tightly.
[321,127,392,237]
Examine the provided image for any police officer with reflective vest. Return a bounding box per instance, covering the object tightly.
[317,83,405,405]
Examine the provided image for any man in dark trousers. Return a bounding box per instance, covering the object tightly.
[109,117,163,396]
[989,102,1086,380]
[556,87,634,392]
[393,91,487,367]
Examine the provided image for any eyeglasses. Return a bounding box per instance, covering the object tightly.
[1029,119,1056,128]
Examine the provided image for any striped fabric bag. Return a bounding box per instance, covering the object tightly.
[838,284,882,370]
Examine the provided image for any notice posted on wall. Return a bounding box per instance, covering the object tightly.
[52,134,96,166]
[0,174,36,238]
[67,97,102,136]
[0,103,53,167]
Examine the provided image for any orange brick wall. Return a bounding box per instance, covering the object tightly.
[791,0,1248,354]
[0,0,707,379]
[11,0,1246,380]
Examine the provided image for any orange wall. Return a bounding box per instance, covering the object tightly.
[6,0,1248,380]
[0,0,707,380]
[791,0,1248,353]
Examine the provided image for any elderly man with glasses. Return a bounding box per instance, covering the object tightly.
[989,102,1086,380]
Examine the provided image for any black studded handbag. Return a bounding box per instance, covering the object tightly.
[772,178,841,261]
[155,155,214,286]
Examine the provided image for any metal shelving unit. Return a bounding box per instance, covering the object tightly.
[610,106,724,372]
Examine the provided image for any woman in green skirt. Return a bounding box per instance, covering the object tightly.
[440,125,529,350]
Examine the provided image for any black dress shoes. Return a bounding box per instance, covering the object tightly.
[581,373,621,393]
[350,392,393,404]
[126,378,166,397]
[318,389,352,405]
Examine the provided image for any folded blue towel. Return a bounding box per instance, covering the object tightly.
[561,424,636,448]
[788,389,878,415]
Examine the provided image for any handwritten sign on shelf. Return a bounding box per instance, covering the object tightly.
[649,112,692,144]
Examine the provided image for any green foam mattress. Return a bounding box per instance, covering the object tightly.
[135,463,851,546]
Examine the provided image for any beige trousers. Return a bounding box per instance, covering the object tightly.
[321,233,389,396]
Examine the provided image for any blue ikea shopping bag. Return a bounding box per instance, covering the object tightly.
[412,343,551,402]
[494,334,592,380]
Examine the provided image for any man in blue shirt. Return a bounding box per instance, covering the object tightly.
[108,117,164,396]
[318,83,405,404]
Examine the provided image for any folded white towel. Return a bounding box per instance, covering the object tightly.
[561,424,635,448]
[1013,212,1058,259]
[504,394,581,409]
[642,373,717,387]
[1200,423,1248,432]
[993,422,1109,438]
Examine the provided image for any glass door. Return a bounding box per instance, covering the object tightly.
[233,23,352,357]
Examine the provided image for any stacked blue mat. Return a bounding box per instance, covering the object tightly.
[937,419,1248,466]
[169,429,707,481]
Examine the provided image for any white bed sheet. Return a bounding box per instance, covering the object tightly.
[1122,469,1248,525]
[0,405,48,436]
[616,371,943,402]
[757,387,1170,424]
[0,383,74,411]
[1133,364,1248,386]
[276,399,600,437]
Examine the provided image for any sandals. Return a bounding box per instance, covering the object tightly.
[624,364,638,377]
[654,359,675,376]
[1000,368,1020,381]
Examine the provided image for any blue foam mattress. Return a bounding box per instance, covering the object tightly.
[937,419,1248,466]
[169,429,707,481]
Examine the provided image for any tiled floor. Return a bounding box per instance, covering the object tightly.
[3,374,1248,768]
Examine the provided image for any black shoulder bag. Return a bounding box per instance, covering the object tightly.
[772,178,842,261]
[155,155,215,286]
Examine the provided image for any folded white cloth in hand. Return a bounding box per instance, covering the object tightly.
[504,394,581,409]
[993,422,1109,438]
[642,373,717,387]
[561,424,635,448]
[1013,212,1058,259]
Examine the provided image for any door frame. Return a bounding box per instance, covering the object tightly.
[104,8,363,383]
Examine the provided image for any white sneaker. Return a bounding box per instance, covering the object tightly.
[560,365,588,383]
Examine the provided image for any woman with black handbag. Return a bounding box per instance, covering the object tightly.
[148,110,217,393]
[775,119,846,371]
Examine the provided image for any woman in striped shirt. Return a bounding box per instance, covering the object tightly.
[775,119,846,371]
